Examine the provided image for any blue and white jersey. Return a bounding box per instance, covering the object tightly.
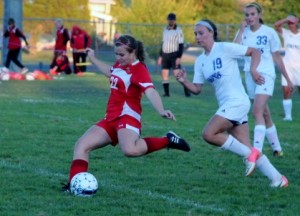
[240,24,281,78]
[193,42,250,107]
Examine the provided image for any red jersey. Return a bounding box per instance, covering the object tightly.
[3,25,27,50]
[105,60,154,121]
[55,55,70,71]
[55,26,70,51]
[70,26,91,50]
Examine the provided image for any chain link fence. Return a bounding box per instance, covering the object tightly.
[0,18,241,70]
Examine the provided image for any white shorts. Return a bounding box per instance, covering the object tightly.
[281,63,300,86]
[245,71,275,99]
[216,104,250,125]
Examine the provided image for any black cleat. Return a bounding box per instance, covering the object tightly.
[166,131,191,152]
[61,182,71,193]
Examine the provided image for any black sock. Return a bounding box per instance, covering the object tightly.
[163,83,170,96]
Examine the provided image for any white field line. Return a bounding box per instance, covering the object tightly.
[0,159,224,213]
[22,98,88,104]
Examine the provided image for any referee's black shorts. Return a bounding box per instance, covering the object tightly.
[161,52,181,70]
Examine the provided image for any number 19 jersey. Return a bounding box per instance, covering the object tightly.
[193,42,249,108]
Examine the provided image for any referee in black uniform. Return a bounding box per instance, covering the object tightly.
[157,13,190,97]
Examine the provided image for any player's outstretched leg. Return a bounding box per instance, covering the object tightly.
[166,131,191,152]
[256,154,288,188]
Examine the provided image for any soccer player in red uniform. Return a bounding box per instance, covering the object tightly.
[62,35,190,192]
[70,25,92,73]
[3,18,29,74]
[50,19,70,70]
[50,52,72,75]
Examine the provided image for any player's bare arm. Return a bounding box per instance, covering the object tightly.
[272,51,294,92]
[86,48,111,77]
[144,88,176,121]
[176,69,202,94]
[246,47,264,85]
[233,20,247,43]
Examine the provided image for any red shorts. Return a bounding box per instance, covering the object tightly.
[96,115,141,146]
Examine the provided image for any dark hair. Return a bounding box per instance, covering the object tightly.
[200,19,219,41]
[245,2,264,24]
[115,35,145,63]
[167,13,176,21]
[8,18,15,25]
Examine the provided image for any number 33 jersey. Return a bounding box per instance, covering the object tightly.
[105,60,154,121]
[193,42,250,107]
[240,24,281,78]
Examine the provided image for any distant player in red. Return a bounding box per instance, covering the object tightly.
[70,25,92,73]
[62,35,190,192]
[3,18,29,74]
[50,52,72,75]
[50,18,70,70]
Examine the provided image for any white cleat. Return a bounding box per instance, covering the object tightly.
[270,175,288,188]
[21,67,29,74]
[245,148,260,176]
[283,116,292,121]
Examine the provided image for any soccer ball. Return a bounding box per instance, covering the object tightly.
[70,172,98,197]
[26,73,35,81]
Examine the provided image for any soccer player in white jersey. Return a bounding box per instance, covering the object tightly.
[274,14,300,121]
[234,2,293,157]
[62,35,190,192]
[177,19,288,187]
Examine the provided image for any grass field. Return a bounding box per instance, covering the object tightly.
[0,72,300,216]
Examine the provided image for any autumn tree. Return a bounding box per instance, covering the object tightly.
[22,0,90,52]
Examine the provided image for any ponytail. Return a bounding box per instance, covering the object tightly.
[135,41,145,63]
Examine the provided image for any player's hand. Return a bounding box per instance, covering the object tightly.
[161,110,176,121]
[252,71,265,85]
[176,68,187,83]
[86,48,95,58]
[240,19,247,30]
[157,57,162,65]
[287,80,294,93]
[175,58,181,66]
[287,15,299,24]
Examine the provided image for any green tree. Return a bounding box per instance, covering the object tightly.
[256,0,300,23]
[24,0,90,20]
[195,0,241,24]
[111,0,200,59]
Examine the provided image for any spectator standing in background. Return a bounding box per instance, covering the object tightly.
[50,18,70,70]
[3,18,29,74]
[70,25,92,74]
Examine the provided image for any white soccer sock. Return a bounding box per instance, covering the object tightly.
[221,135,251,157]
[266,125,282,152]
[282,99,292,118]
[256,154,282,182]
[253,125,266,152]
